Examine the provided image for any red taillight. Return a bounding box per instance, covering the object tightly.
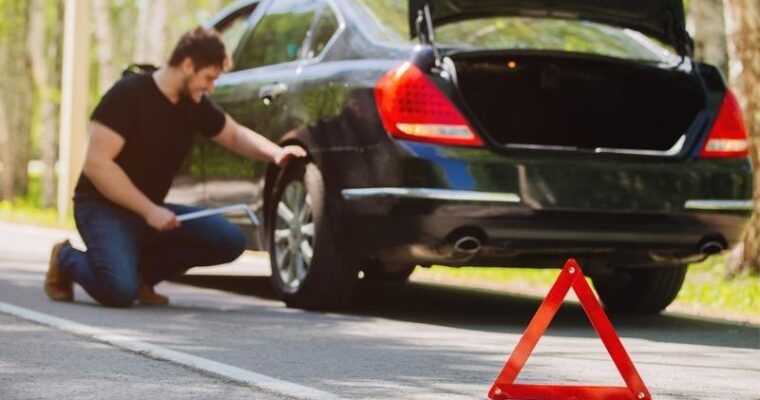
[375,62,482,147]
[699,90,749,158]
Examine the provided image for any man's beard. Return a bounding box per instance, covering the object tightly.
[179,76,193,99]
[179,75,202,102]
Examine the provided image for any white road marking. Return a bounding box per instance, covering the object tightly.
[0,301,342,400]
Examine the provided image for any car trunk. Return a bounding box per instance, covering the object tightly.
[450,53,706,153]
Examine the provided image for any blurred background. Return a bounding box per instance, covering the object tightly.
[0,0,232,213]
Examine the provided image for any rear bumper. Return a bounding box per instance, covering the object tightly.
[339,189,750,268]
[324,139,752,268]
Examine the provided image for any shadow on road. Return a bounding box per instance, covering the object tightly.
[173,275,760,350]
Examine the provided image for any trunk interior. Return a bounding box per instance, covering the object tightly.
[451,53,705,152]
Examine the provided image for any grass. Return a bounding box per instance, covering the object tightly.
[0,173,74,229]
[676,255,759,316]
[414,257,759,322]
[0,201,73,229]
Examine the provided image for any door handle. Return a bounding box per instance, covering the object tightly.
[258,82,288,105]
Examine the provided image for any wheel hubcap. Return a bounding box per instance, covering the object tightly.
[273,181,314,290]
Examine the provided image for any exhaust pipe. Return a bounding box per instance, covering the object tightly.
[650,237,726,264]
[453,236,482,255]
[407,233,484,263]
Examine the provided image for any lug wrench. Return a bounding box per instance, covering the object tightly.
[177,203,260,226]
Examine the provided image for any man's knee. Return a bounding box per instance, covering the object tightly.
[217,224,246,263]
[98,277,139,307]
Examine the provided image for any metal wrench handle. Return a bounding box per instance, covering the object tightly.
[177,203,260,226]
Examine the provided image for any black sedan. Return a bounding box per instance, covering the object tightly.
[169,0,752,313]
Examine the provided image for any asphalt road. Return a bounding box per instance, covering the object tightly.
[0,222,758,400]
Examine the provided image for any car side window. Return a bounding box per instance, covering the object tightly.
[235,0,319,70]
[301,2,340,60]
[216,5,257,55]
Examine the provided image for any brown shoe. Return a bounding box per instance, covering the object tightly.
[139,282,169,306]
[45,240,73,302]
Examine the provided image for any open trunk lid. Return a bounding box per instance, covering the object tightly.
[408,0,692,55]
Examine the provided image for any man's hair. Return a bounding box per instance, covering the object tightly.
[168,26,229,70]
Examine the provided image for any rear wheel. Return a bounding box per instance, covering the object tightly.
[267,161,357,309]
[591,265,687,314]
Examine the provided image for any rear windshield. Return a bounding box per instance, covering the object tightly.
[354,0,677,62]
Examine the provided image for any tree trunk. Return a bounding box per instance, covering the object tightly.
[0,0,33,199]
[688,0,728,72]
[724,0,760,276]
[28,0,46,101]
[0,103,12,201]
[42,0,63,208]
[134,0,168,65]
[13,6,33,198]
[92,0,116,94]
[27,0,52,207]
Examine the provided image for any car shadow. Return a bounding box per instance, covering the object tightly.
[172,275,760,350]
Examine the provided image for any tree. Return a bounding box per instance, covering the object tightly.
[0,0,11,201]
[43,1,63,209]
[0,102,11,201]
[92,0,117,95]
[724,0,760,276]
[134,0,168,65]
[28,0,62,208]
[688,0,728,72]
[0,0,34,200]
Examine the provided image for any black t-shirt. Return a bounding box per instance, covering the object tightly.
[75,73,226,204]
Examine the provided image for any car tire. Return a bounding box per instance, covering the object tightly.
[591,264,687,314]
[267,160,357,310]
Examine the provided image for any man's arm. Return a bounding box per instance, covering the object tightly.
[212,115,307,166]
[83,121,179,231]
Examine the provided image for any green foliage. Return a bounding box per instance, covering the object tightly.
[301,82,348,123]
[235,4,316,70]
[188,142,258,179]
[0,0,26,34]
[417,256,759,319]
[423,265,560,287]
[679,254,759,315]
[0,174,73,228]
[0,201,73,229]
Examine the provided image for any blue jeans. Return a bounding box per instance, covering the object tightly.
[58,199,246,307]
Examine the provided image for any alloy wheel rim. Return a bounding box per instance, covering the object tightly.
[273,180,314,290]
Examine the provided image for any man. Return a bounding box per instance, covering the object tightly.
[44,27,306,307]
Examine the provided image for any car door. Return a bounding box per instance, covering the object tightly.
[202,0,322,249]
[213,0,322,133]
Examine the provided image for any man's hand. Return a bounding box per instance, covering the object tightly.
[274,145,308,167]
[144,206,180,232]
[212,116,308,166]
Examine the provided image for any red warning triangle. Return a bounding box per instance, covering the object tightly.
[488,259,652,400]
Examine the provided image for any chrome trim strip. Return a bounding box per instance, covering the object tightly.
[504,134,688,156]
[341,188,521,203]
[684,200,753,211]
[595,134,686,156]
